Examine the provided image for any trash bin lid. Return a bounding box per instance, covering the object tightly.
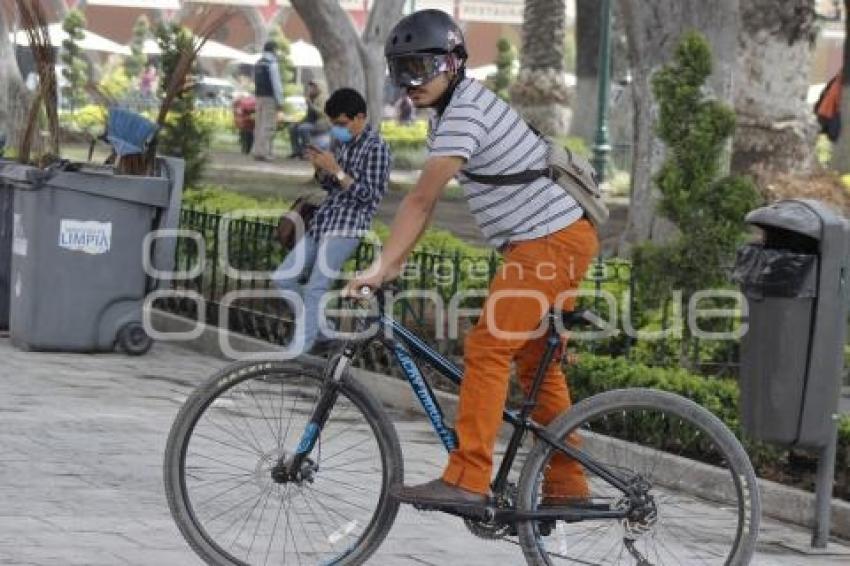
[745,200,823,240]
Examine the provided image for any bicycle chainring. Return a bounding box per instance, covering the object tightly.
[464,483,517,540]
[463,516,513,540]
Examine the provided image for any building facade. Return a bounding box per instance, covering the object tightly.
[9,0,562,69]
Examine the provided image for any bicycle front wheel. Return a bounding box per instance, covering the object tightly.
[516,388,760,566]
[164,360,403,565]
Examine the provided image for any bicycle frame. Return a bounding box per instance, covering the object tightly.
[287,297,638,522]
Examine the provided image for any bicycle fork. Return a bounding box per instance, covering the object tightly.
[270,352,353,484]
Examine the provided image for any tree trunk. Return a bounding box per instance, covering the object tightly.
[570,0,600,145]
[733,0,817,177]
[291,0,365,94]
[358,1,405,127]
[0,5,30,154]
[618,0,739,253]
[291,0,402,128]
[510,0,570,135]
[831,0,850,173]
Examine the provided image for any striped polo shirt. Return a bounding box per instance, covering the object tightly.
[427,78,583,248]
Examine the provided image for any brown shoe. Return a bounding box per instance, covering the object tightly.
[392,479,488,507]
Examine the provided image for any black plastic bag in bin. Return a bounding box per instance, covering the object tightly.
[732,243,817,298]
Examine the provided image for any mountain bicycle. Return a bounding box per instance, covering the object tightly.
[164,286,761,565]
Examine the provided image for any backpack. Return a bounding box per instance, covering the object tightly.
[462,137,609,228]
[814,72,843,142]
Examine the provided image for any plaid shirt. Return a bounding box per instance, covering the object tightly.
[309,125,391,239]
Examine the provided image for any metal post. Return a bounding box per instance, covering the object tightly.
[592,0,613,183]
[812,418,839,548]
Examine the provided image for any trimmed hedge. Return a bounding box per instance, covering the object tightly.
[566,353,850,501]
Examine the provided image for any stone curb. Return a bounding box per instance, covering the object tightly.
[149,309,850,541]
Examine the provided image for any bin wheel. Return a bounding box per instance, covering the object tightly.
[118,323,153,356]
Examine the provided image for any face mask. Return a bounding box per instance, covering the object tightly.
[330,125,354,144]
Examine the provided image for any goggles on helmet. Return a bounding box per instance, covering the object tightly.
[387,53,451,88]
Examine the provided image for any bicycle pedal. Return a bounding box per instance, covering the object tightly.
[507,520,555,537]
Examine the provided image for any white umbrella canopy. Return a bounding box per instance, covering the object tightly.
[198,39,251,61]
[141,37,249,61]
[11,22,130,55]
[231,40,323,68]
[234,51,261,66]
[141,38,161,55]
[289,40,322,68]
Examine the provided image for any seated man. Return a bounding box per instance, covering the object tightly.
[289,81,327,158]
[273,88,391,353]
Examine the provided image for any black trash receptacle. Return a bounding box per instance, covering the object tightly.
[734,199,849,450]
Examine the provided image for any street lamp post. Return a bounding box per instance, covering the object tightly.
[592,0,613,183]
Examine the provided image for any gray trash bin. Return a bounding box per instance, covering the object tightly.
[0,160,38,331]
[0,166,12,330]
[9,157,184,354]
[733,199,850,449]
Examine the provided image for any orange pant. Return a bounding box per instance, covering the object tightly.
[442,219,599,496]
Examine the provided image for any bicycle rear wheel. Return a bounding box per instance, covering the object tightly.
[516,388,760,566]
[164,360,402,565]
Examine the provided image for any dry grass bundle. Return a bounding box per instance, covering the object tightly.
[14,0,59,165]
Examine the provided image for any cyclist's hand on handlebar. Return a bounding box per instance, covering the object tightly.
[344,262,397,297]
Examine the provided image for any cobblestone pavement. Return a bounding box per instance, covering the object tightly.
[0,338,848,565]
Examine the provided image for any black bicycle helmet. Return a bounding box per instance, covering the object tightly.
[385,9,467,60]
[385,10,469,89]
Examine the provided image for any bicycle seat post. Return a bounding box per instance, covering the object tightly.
[519,310,562,420]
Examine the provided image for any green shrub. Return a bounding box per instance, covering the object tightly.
[381,120,428,152]
[816,134,832,166]
[59,105,107,136]
[486,38,517,100]
[155,23,212,188]
[99,63,132,101]
[567,353,850,499]
[183,185,290,213]
[125,15,149,81]
[196,107,234,134]
[555,135,590,158]
[631,32,760,367]
[60,9,89,109]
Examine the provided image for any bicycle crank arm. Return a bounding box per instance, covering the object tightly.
[495,506,627,523]
[412,501,626,524]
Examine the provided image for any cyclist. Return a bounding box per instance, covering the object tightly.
[348,10,599,508]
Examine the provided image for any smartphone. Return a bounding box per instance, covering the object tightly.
[309,132,331,152]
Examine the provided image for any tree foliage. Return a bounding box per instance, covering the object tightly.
[154,23,211,188]
[125,15,149,81]
[631,32,760,361]
[488,38,517,100]
[60,9,88,109]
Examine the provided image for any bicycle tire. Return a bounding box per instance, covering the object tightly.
[516,388,760,566]
[164,360,403,565]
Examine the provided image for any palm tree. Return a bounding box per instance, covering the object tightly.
[509,0,570,135]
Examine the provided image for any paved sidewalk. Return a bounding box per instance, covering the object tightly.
[0,338,848,565]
